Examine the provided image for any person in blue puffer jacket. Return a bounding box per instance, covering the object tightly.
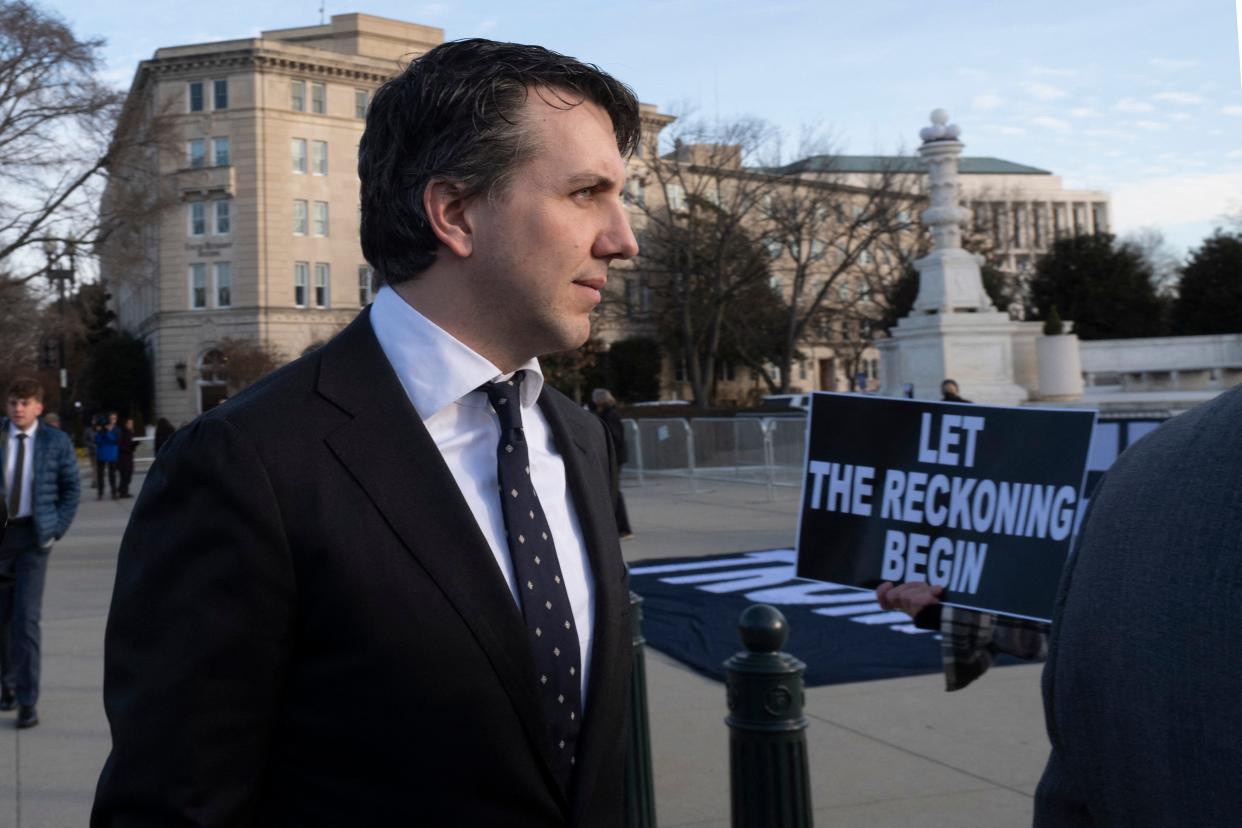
[93,412,120,500]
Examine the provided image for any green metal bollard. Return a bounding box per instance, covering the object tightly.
[624,591,657,828]
[725,604,812,828]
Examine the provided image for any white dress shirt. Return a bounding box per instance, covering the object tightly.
[4,418,38,519]
[369,286,596,702]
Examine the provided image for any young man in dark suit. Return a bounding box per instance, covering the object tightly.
[1,377,81,729]
[93,39,639,826]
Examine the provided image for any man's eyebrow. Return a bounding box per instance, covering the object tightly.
[566,172,620,190]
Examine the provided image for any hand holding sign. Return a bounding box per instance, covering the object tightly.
[876,580,943,618]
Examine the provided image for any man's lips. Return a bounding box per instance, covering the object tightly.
[573,276,606,292]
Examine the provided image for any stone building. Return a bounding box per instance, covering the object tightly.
[778,155,1110,276]
[103,14,443,424]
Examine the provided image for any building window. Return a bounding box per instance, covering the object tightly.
[358,265,373,306]
[311,140,328,175]
[212,136,230,167]
[1032,206,1045,248]
[1092,203,1108,234]
[188,202,206,236]
[214,262,232,308]
[1012,204,1025,247]
[294,262,308,307]
[314,262,330,308]
[674,357,688,383]
[214,200,230,234]
[355,89,368,119]
[291,138,307,174]
[1054,204,1067,238]
[188,81,204,112]
[666,183,686,212]
[291,80,305,112]
[190,263,208,309]
[293,200,308,235]
[311,82,326,114]
[213,78,228,110]
[716,361,736,382]
[799,359,808,380]
[1073,204,1087,235]
[313,201,329,237]
[188,138,206,169]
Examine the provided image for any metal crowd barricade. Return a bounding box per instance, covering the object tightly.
[691,418,770,488]
[628,418,698,493]
[621,415,809,500]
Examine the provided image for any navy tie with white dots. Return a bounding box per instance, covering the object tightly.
[481,371,582,791]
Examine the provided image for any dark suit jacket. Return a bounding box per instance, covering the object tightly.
[1035,384,1242,825]
[92,311,633,827]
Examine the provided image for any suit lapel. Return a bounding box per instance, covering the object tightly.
[538,393,631,819]
[316,312,565,806]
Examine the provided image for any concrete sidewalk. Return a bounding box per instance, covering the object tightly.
[0,472,1048,827]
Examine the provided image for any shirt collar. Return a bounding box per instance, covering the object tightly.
[8,419,37,440]
[369,286,544,421]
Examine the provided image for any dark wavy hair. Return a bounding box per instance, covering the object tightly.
[358,38,641,286]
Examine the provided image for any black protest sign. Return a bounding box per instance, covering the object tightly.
[795,393,1096,622]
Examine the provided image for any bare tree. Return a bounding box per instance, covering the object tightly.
[626,116,780,407]
[0,1,175,285]
[215,337,285,395]
[754,152,922,392]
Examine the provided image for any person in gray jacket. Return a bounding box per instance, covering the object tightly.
[1036,383,1242,824]
[0,377,81,728]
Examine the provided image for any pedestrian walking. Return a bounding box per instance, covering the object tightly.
[94,413,119,500]
[0,378,81,728]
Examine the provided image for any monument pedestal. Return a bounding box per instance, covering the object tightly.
[878,310,1030,406]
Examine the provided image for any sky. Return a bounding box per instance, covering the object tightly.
[46,0,1242,257]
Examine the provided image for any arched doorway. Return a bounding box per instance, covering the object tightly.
[198,348,229,412]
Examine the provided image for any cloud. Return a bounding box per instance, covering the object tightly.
[1029,115,1072,132]
[1149,57,1199,71]
[1134,120,1170,131]
[1023,81,1068,101]
[1069,107,1102,118]
[1222,105,1242,116]
[477,17,499,31]
[1169,112,1192,122]
[1115,98,1156,112]
[996,125,1027,136]
[1111,171,1242,233]
[1153,91,1204,105]
[1228,149,1242,159]
[971,92,1005,110]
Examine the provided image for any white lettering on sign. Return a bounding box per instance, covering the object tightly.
[918,412,986,467]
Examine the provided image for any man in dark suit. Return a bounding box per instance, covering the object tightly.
[93,39,640,826]
[1035,383,1242,824]
[1,377,81,729]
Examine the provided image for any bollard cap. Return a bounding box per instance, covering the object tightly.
[738,605,788,653]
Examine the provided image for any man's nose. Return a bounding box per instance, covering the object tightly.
[595,201,639,261]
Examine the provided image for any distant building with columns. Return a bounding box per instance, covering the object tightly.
[775,155,1110,276]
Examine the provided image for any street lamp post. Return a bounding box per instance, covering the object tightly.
[43,240,77,427]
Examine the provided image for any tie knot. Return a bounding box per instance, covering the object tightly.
[481,370,525,430]
[15,433,26,442]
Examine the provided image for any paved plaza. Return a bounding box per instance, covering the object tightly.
[0,469,1048,827]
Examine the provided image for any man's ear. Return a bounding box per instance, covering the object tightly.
[423,178,473,258]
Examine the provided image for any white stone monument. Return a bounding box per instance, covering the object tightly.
[878,110,1034,406]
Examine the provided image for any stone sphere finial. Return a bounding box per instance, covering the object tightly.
[738,605,789,653]
[920,108,962,143]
